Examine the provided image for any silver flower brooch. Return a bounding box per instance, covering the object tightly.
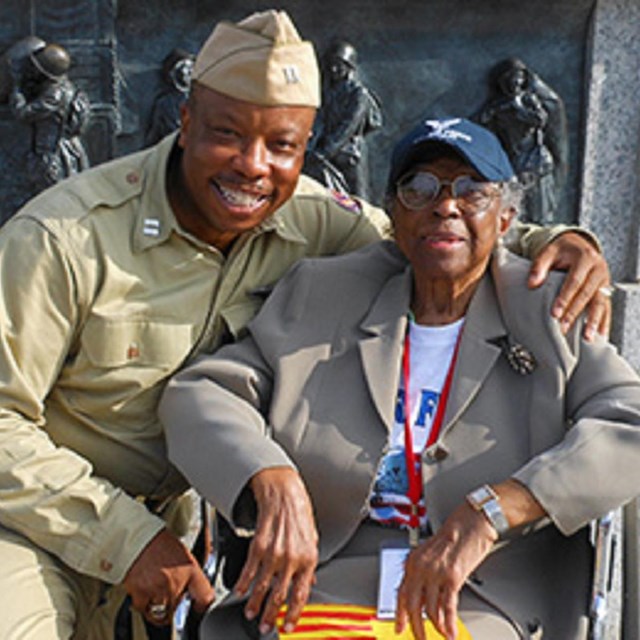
[497,337,537,375]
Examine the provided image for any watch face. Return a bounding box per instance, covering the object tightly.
[469,485,493,507]
[466,486,509,535]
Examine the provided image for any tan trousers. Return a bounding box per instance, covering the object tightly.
[0,525,152,640]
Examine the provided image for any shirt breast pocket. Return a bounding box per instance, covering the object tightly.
[82,316,192,370]
[69,315,193,430]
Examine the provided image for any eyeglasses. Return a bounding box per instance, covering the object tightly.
[396,171,502,214]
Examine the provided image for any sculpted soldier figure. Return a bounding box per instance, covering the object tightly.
[304,41,382,198]
[478,58,568,225]
[145,48,194,146]
[9,42,90,193]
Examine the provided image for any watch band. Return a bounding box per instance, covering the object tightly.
[466,484,510,536]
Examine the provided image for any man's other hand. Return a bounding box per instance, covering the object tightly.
[124,529,215,626]
[528,231,611,341]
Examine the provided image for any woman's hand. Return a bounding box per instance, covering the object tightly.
[394,502,497,640]
[396,480,546,639]
[235,467,319,636]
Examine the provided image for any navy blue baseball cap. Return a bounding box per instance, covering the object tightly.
[387,117,514,192]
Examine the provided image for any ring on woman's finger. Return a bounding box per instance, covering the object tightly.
[147,602,168,620]
[599,285,614,298]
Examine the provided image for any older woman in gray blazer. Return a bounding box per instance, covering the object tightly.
[159,118,640,639]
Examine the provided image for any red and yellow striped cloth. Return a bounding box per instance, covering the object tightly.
[276,603,472,639]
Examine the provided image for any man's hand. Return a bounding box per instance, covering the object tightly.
[123,529,215,626]
[235,467,319,636]
[395,503,496,640]
[528,232,611,341]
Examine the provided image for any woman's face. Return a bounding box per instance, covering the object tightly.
[390,156,514,285]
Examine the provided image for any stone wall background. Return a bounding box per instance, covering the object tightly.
[1,1,639,637]
[0,0,594,222]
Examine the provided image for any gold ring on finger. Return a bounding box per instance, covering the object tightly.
[148,602,168,620]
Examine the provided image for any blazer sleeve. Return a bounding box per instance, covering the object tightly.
[159,264,313,529]
[513,326,640,535]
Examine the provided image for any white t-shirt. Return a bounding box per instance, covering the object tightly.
[368,317,464,530]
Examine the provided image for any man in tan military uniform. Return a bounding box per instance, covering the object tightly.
[0,9,611,640]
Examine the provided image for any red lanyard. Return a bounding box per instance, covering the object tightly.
[402,321,461,544]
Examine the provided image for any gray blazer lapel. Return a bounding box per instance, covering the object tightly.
[357,261,509,438]
[441,269,508,437]
[358,268,412,432]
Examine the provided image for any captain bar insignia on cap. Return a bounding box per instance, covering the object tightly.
[283,65,301,84]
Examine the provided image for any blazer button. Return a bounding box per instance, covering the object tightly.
[425,445,449,462]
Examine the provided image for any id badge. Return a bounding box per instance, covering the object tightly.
[376,541,411,619]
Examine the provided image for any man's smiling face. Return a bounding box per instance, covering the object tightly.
[173,84,316,251]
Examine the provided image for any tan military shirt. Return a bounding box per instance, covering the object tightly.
[0,134,388,584]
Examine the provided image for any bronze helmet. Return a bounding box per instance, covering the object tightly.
[29,44,71,80]
[325,41,358,69]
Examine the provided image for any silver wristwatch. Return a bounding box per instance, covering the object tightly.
[466,484,510,536]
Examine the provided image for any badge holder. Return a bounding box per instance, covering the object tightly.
[377,540,411,620]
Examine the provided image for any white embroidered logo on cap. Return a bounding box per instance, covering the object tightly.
[424,118,472,143]
[282,65,301,84]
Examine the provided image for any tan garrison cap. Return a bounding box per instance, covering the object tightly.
[192,10,320,107]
